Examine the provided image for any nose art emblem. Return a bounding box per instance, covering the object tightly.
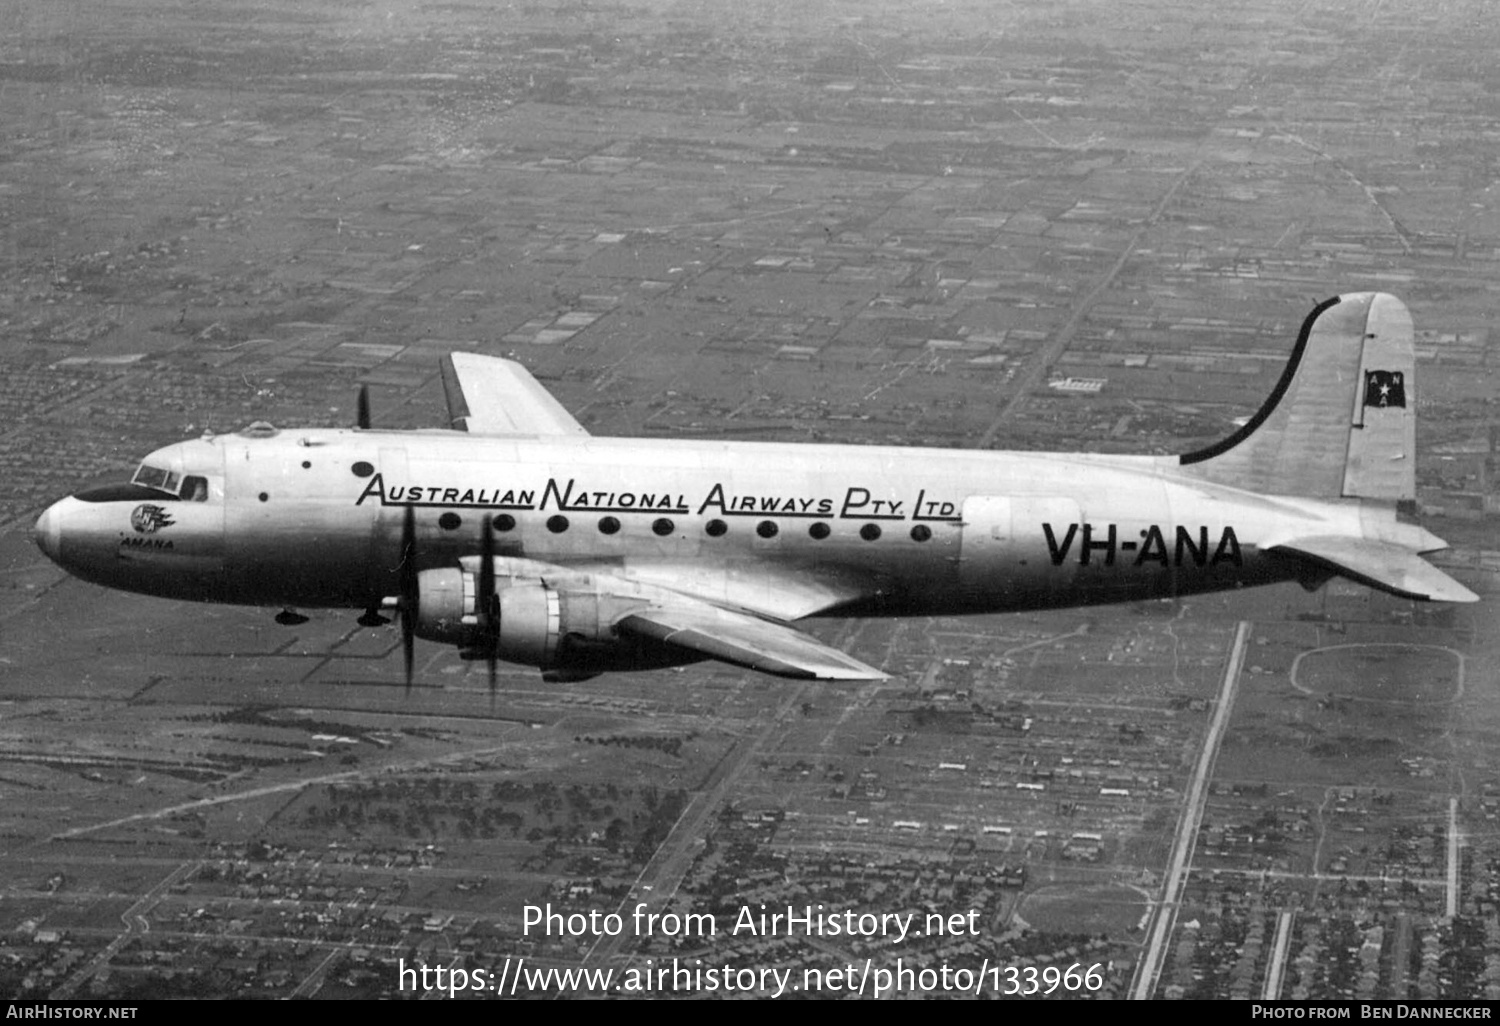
[131,504,175,534]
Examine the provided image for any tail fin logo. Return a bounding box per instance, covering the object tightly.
[1363,370,1406,409]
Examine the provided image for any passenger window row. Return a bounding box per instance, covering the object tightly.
[435,512,934,542]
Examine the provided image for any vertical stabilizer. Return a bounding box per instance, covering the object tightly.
[1178,292,1416,501]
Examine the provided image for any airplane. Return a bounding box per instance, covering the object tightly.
[31,291,1478,689]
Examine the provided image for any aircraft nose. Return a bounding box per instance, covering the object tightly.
[33,499,71,564]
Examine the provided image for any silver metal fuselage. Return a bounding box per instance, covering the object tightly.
[34,426,1380,621]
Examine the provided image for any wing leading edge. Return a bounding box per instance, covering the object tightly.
[439,353,589,436]
[617,605,889,681]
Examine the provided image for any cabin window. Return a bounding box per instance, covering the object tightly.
[756,520,779,539]
[860,523,882,542]
[910,524,932,542]
[547,515,569,534]
[652,518,675,537]
[808,522,830,540]
[598,516,621,535]
[705,519,728,537]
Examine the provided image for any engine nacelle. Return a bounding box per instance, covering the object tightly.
[413,567,611,670]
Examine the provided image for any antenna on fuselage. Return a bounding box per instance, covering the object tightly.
[356,385,389,632]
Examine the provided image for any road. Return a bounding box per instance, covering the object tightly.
[1130,620,1250,1000]
[51,861,198,999]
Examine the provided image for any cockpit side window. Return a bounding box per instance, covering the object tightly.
[183,475,209,502]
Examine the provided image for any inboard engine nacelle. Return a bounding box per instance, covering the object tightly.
[414,567,623,668]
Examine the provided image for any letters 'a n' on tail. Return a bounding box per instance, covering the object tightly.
[1178,292,1416,502]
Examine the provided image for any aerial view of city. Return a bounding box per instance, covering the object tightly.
[2,0,1498,1002]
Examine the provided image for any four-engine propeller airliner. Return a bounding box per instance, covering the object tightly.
[32,292,1478,688]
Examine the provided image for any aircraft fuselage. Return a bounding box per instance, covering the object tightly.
[36,427,1359,620]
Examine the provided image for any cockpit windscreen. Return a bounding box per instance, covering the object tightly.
[130,464,208,501]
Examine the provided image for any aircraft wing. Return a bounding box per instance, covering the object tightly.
[616,605,889,681]
[439,353,590,436]
[1268,536,1479,603]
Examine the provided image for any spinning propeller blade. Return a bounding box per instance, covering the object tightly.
[480,514,499,703]
[399,503,417,694]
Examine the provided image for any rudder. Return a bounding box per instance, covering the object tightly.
[1341,293,1415,501]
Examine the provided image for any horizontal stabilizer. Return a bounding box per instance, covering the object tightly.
[1269,536,1478,603]
[618,606,889,681]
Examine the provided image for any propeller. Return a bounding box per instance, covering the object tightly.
[398,502,418,694]
[479,514,500,703]
[357,385,371,430]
